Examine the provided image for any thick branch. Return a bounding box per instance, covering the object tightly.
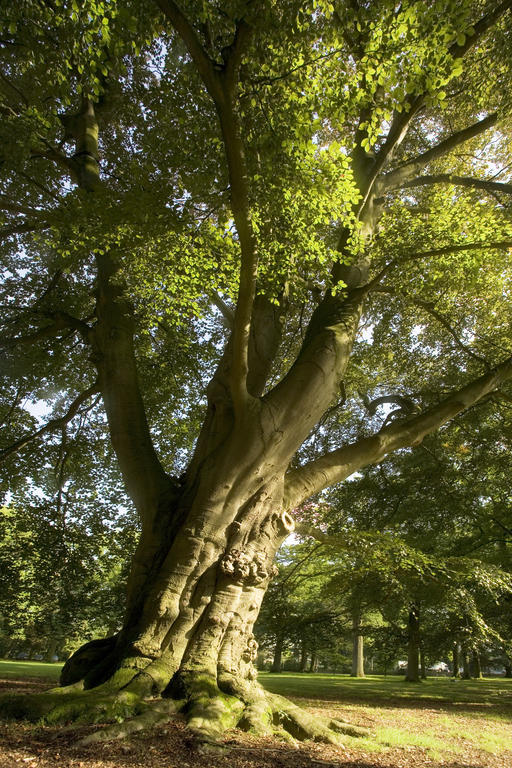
[0,383,99,463]
[2,311,91,346]
[154,0,221,100]
[379,113,498,192]
[284,356,512,509]
[92,252,173,523]
[395,173,512,196]
[57,98,172,521]
[246,293,285,397]
[158,1,256,416]
[218,102,258,415]
[263,286,367,460]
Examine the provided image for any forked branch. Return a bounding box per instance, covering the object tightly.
[379,113,498,193]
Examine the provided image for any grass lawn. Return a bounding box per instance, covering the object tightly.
[259,670,512,707]
[0,659,63,681]
[259,672,512,763]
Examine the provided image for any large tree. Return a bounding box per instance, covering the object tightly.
[1,0,512,746]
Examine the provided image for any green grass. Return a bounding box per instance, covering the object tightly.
[259,671,512,708]
[259,672,512,761]
[0,659,63,681]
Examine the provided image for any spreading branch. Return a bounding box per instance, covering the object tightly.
[154,0,222,100]
[2,311,91,346]
[0,382,100,463]
[360,0,512,211]
[373,288,491,367]
[284,356,512,510]
[365,240,512,291]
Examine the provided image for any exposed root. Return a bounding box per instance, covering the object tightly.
[1,666,369,750]
[78,698,182,745]
[170,670,245,744]
[0,685,143,727]
[266,693,341,744]
[328,717,370,738]
[266,692,370,744]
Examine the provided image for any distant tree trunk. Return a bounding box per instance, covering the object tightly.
[462,650,471,679]
[505,661,512,678]
[309,650,318,673]
[44,638,58,663]
[351,611,365,677]
[271,635,284,673]
[405,605,421,682]
[452,643,460,677]
[472,651,482,679]
[300,639,308,672]
[420,644,427,679]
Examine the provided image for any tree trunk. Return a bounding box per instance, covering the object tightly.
[44,638,58,663]
[420,645,427,680]
[462,650,471,679]
[309,650,318,673]
[24,445,359,745]
[271,635,284,674]
[405,605,421,683]
[504,663,512,678]
[351,612,365,677]
[452,643,460,678]
[300,639,308,672]
[472,651,483,679]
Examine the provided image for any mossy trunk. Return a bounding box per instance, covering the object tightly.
[63,474,292,697]
[405,605,420,683]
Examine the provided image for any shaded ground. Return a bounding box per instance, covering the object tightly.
[0,668,511,768]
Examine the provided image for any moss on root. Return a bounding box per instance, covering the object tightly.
[0,670,370,749]
[0,686,143,727]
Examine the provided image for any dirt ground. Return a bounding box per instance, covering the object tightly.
[0,677,510,768]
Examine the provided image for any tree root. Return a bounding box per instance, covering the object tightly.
[77,698,182,745]
[0,685,143,727]
[0,671,369,750]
